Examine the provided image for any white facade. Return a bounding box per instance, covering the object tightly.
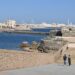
[15,24,31,30]
[24,23,52,29]
[0,19,75,31]
[0,23,7,28]
[5,20,16,28]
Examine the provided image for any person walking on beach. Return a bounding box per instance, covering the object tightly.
[63,54,67,65]
[68,55,71,66]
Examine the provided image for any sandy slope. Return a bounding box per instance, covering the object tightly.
[0,49,55,71]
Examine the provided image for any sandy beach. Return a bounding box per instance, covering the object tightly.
[0,49,55,71]
[0,37,75,71]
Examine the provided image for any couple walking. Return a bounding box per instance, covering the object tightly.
[63,54,71,66]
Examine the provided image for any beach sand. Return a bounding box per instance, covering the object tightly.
[0,49,55,71]
[0,37,75,71]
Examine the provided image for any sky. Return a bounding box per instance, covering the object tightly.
[0,0,75,24]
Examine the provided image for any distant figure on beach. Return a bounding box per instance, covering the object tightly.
[68,55,71,66]
[63,54,67,65]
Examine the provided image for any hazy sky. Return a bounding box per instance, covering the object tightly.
[0,0,75,23]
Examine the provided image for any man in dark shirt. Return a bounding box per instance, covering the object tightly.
[63,54,67,65]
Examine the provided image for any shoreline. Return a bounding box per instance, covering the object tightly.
[3,31,49,35]
[0,37,75,71]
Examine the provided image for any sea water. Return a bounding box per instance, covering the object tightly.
[0,27,61,50]
[0,32,46,50]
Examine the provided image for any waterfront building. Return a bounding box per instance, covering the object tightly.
[25,23,52,29]
[5,20,16,28]
[15,24,31,31]
[0,19,75,32]
[57,24,66,27]
[0,23,6,29]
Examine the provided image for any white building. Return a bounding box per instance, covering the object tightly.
[0,23,7,28]
[15,24,31,30]
[5,20,16,28]
[24,22,52,29]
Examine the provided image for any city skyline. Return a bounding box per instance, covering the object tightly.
[0,0,75,24]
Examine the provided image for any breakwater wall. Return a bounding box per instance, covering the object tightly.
[4,30,50,35]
